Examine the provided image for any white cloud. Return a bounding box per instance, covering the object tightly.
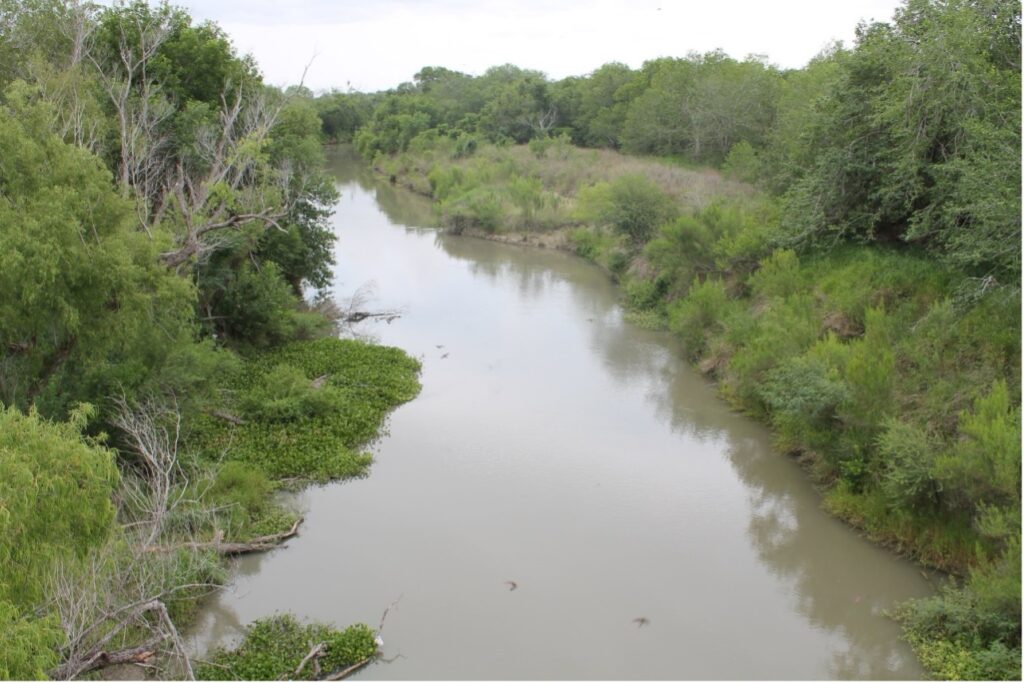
[179,0,904,91]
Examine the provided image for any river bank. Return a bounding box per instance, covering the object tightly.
[362,140,1021,678]
[187,148,942,679]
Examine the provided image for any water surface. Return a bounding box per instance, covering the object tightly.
[189,147,932,679]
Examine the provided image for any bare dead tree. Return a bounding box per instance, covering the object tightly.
[524,105,558,138]
[48,542,217,680]
[111,393,192,549]
[157,84,291,268]
[88,7,172,194]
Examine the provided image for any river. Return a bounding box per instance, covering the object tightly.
[188,147,933,679]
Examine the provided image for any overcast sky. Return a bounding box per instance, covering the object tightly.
[173,0,906,93]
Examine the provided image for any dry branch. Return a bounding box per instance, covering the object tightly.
[322,657,372,681]
[146,516,304,556]
[294,642,326,678]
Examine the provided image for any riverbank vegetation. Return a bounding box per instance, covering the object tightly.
[0,0,418,678]
[327,0,1021,677]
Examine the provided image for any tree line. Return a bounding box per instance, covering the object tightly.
[320,0,1020,283]
[0,0,418,678]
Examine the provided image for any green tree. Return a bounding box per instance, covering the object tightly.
[0,91,194,415]
[0,405,118,679]
[781,0,1021,279]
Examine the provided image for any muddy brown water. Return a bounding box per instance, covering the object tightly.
[188,147,933,679]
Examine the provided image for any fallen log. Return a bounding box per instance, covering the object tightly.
[322,656,372,681]
[343,311,401,324]
[146,516,304,556]
[294,642,326,678]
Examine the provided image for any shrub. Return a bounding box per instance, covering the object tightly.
[934,380,1021,516]
[722,140,760,183]
[748,249,805,299]
[877,419,942,511]
[439,186,505,232]
[576,174,678,244]
[206,461,274,538]
[668,278,732,360]
[197,614,377,680]
[759,354,850,452]
[214,262,300,351]
[239,364,344,423]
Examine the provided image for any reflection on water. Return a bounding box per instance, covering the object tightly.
[189,147,931,679]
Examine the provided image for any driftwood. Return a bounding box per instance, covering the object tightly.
[53,600,194,680]
[343,311,401,324]
[322,657,372,681]
[286,596,401,681]
[68,637,161,678]
[146,516,303,556]
[294,642,326,679]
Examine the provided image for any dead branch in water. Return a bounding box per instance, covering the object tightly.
[293,642,326,679]
[146,516,303,556]
[322,657,372,681]
[343,311,401,324]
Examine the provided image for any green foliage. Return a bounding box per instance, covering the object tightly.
[260,97,340,294]
[780,0,1021,278]
[0,406,118,678]
[877,419,942,511]
[0,94,196,416]
[759,355,850,451]
[721,140,760,183]
[196,338,420,481]
[197,614,377,680]
[622,277,665,310]
[0,405,118,606]
[896,539,1022,681]
[667,278,733,360]
[0,601,61,680]
[934,381,1022,516]
[576,174,677,244]
[620,52,780,162]
[211,262,303,352]
[438,185,506,233]
[204,461,286,540]
[94,1,259,108]
[748,249,805,299]
[239,364,345,422]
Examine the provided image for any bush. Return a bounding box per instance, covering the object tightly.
[214,262,301,351]
[934,380,1021,515]
[576,174,678,244]
[748,249,805,299]
[623,277,665,310]
[668,278,731,360]
[722,140,760,183]
[439,186,505,232]
[206,461,275,538]
[896,539,1022,681]
[239,364,344,423]
[759,355,850,452]
[877,419,942,511]
[197,614,377,680]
